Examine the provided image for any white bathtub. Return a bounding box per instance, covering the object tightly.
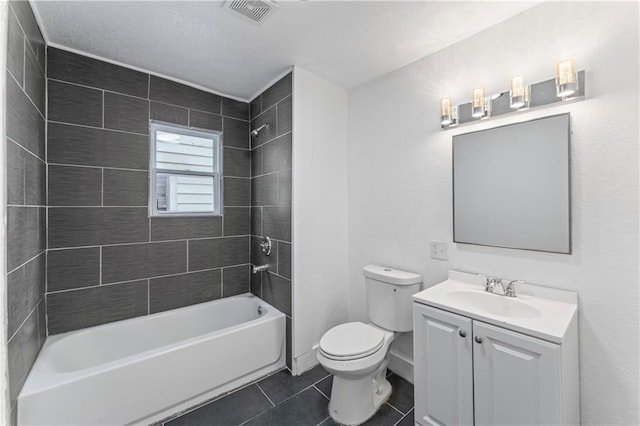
[18,293,286,425]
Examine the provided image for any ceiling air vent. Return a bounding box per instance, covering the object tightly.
[223,0,278,25]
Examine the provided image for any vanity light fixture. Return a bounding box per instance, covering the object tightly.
[471,87,487,118]
[440,97,457,128]
[509,77,529,109]
[556,59,578,98]
[439,57,585,130]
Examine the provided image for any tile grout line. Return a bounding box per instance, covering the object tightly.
[236,373,332,426]
[164,367,329,425]
[49,231,255,265]
[101,168,104,206]
[48,77,250,122]
[48,77,150,101]
[44,34,49,344]
[99,246,102,285]
[45,262,252,296]
[312,384,330,400]
[250,129,292,152]
[164,368,285,426]
[236,405,274,426]
[46,237,252,252]
[386,401,405,416]
[220,266,224,297]
[47,118,149,137]
[47,162,148,172]
[7,302,40,343]
[32,205,149,209]
[7,66,46,121]
[255,382,276,407]
[22,146,26,210]
[266,371,332,407]
[6,250,45,276]
[393,408,414,426]
[7,135,45,163]
[315,416,330,426]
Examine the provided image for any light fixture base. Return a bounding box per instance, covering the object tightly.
[556,81,579,98]
[441,70,585,131]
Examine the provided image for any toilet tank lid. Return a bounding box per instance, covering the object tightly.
[363,264,422,285]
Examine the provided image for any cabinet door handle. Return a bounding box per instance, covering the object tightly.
[459,330,467,338]
[475,336,483,344]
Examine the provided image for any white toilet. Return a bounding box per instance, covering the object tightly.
[317,264,422,425]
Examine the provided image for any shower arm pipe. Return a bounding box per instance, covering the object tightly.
[251,123,270,136]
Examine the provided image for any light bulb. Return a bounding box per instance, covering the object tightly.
[472,87,486,118]
[556,59,578,98]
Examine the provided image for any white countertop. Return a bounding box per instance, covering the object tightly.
[413,270,578,344]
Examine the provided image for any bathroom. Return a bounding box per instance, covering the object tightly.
[1,1,638,425]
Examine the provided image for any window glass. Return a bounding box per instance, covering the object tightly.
[150,122,222,216]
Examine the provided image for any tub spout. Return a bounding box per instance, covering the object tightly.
[252,264,269,274]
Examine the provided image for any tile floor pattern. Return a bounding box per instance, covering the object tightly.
[161,365,414,426]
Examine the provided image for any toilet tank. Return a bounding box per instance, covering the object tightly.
[364,265,422,332]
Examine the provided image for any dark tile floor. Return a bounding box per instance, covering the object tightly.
[161,365,414,426]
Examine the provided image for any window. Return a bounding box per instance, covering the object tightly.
[150,121,222,216]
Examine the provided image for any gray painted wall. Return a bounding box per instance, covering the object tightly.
[5,1,47,423]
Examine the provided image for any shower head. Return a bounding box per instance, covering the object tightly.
[251,123,270,137]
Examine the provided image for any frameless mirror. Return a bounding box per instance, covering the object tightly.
[453,113,571,253]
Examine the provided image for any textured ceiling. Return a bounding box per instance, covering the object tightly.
[32,1,539,101]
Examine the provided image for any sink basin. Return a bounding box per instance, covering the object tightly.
[447,290,542,319]
[413,271,579,343]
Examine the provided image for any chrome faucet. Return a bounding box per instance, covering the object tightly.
[486,277,525,297]
[485,277,501,293]
[504,280,525,298]
[252,264,269,274]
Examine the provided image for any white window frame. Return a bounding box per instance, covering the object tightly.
[149,121,223,217]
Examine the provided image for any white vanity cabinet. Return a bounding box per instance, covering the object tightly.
[413,271,579,426]
[413,304,473,426]
[473,320,563,426]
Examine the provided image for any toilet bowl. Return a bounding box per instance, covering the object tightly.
[318,322,396,425]
[317,265,422,425]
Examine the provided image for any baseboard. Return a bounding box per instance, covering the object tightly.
[388,349,414,384]
[292,344,320,376]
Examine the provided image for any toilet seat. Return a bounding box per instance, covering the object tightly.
[319,322,385,361]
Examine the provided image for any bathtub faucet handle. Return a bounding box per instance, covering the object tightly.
[260,236,272,256]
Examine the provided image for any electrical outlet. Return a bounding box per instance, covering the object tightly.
[430,241,448,261]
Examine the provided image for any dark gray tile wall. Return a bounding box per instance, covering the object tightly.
[5,2,47,421]
[46,47,252,335]
[149,269,222,314]
[47,280,149,334]
[249,73,293,368]
[47,248,100,292]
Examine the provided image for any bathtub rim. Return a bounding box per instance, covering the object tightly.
[20,293,284,397]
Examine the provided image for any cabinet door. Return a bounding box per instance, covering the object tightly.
[414,304,473,426]
[473,321,562,426]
